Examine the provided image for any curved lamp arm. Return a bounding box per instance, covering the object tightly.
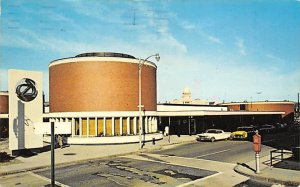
[139,53,160,65]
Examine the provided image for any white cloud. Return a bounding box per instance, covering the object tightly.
[266,54,282,61]
[235,38,246,55]
[175,15,222,45]
[180,21,196,31]
[208,35,222,44]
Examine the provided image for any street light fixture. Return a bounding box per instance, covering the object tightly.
[138,53,160,149]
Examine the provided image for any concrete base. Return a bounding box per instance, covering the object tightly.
[43,133,163,145]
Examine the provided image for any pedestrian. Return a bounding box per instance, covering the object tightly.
[164,126,169,136]
[58,135,63,149]
[177,123,181,137]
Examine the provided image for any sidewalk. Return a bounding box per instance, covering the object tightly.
[234,151,300,186]
[0,135,196,176]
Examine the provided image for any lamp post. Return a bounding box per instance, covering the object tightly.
[138,53,160,149]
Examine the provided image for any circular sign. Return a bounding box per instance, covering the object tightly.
[15,78,38,102]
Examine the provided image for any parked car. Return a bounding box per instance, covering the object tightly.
[196,129,231,142]
[230,126,257,140]
[259,124,276,134]
[274,122,288,132]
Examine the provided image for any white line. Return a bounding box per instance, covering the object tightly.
[195,149,231,158]
[176,172,223,187]
[27,171,70,187]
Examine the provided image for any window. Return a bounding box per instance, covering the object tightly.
[240,104,246,110]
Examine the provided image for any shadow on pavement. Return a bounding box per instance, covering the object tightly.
[272,157,300,171]
[237,162,256,173]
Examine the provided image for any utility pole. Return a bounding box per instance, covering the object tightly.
[297,92,300,114]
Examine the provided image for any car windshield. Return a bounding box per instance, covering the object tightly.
[206,130,218,133]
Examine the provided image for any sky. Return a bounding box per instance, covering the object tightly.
[1,0,300,103]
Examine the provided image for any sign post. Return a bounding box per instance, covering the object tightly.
[253,131,261,174]
[33,121,71,187]
[51,121,55,187]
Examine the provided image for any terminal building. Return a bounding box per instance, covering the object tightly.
[0,52,296,144]
[46,52,159,144]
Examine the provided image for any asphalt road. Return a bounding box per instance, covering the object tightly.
[31,139,274,186]
[154,140,274,164]
[1,131,296,186]
[34,157,217,187]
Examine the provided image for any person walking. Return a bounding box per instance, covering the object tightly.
[58,135,63,149]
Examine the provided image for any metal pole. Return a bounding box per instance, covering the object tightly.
[51,121,55,186]
[137,54,160,149]
[188,117,191,135]
[297,92,300,113]
[138,60,142,149]
[168,116,170,143]
[255,152,260,173]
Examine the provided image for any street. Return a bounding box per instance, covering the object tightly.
[154,140,273,164]
[0,132,298,186]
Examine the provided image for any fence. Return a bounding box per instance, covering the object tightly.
[270,149,293,166]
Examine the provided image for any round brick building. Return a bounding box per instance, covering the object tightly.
[48,52,159,143]
[49,52,157,113]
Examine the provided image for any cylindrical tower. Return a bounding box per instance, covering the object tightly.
[49,52,157,113]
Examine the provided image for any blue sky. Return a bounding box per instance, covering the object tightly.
[1,0,300,103]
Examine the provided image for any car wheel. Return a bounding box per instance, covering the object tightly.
[211,137,215,142]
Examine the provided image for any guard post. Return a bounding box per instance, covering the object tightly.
[253,131,261,174]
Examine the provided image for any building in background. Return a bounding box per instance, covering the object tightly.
[170,87,209,105]
[221,101,295,123]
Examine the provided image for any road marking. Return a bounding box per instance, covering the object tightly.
[195,149,231,158]
[176,172,223,187]
[27,171,70,187]
[124,153,236,170]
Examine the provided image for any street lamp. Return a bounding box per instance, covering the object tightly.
[138,53,160,149]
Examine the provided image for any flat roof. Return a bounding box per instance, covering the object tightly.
[0,91,9,96]
[158,103,224,107]
[157,111,285,117]
[221,101,294,105]
[0,111,285,119]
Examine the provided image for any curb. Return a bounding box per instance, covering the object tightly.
[0,138,195,177]
[234,165,300,186]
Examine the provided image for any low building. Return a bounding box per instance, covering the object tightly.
[221,101,295,123]
[157,103,285,135]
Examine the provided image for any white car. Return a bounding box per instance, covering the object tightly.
[196,129,231,142]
